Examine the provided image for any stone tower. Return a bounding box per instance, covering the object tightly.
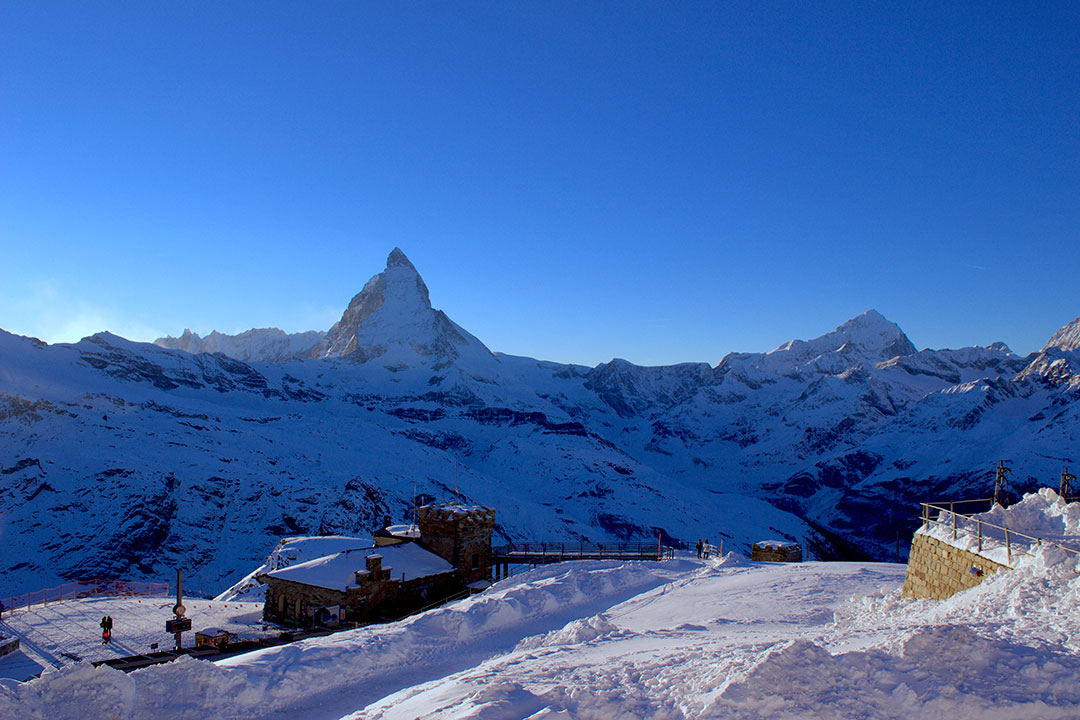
[417,504,495,584]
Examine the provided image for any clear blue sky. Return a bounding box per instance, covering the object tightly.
[2,2,1078,366]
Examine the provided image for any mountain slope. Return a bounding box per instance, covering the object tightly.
[155,328,325,363]
[4,249,1080,596]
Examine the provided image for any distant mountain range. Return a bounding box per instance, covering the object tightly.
[2,248,1078,597]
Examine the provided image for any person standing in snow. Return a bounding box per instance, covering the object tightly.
[703,540,710,559]
[696,538,703,559]
[100,615,109,643]
[106,615,113,641]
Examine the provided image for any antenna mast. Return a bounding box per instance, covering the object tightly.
[992,460,1012,507]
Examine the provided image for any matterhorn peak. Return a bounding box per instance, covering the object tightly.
[387,247,415,270]
[310,249,492,366]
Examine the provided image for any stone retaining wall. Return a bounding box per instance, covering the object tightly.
[901,532,1010,600]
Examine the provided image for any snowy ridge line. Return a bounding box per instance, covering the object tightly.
[1,580,171,615]
[921,498,1080,567]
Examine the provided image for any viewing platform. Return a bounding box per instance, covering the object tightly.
[491,541,673,578]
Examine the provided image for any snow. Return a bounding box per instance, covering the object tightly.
[154,328,326,363]
[4,533,1080,718]
[423,504,490,516]
[753,540,795,550]
[217,536,377,602]
[383,525,420,539]
[921,489,1080,566]
[1042,317,1080,352]
[0,596,273,683]
[265,544,454,590]
[5,246,1080,617]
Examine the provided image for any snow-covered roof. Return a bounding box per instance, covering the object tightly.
[379,524,420,538]
[754,540,798,550]
[421,503,491,515]
[264,543,454,591]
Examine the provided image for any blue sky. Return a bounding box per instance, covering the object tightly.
[2,2,1078,366]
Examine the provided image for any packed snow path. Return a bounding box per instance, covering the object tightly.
[0,597,272,682]
[5,551,1080,718]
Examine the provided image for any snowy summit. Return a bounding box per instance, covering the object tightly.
[309,248,494,368]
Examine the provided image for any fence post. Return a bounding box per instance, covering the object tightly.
[1005,528,1011,565]
[977,520,982,553]
[952,507,957,541]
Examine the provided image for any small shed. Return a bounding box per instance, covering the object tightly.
[194,627,233,650]
[751,540,802,562]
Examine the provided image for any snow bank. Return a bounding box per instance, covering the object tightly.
[709,625,1080,719]
[2,560,687,719]
[921,489,1080,566]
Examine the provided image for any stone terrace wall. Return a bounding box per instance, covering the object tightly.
[901,532,1010,600]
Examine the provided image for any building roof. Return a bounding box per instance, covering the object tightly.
[419,503,494,516]
[376,524,420,538]
[263,542,454,591]
[754,540,799,550]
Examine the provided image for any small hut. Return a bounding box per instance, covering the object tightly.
[751,540,802,562]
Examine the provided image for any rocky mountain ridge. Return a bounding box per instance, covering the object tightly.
[4,249,1078,597]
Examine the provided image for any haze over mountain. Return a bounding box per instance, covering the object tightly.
[2,249,1078,598]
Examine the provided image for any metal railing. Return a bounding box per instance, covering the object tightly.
[1,579,171,616]
[920,501,1080,567]
[492,541,673,562]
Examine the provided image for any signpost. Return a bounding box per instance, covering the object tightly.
[167,568,188,649]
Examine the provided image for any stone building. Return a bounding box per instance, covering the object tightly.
[417,504,496,585]
[259,503,495,627]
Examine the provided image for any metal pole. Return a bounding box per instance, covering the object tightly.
[952,506,957,541]
[977,520,982,553]
[1005,529,1011,565]
[173,569,186,649]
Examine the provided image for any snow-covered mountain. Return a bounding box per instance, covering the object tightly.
[308,247,495,369]
[155,328,325,363]
[1043,317,1080,352]
[3,248,1079,598]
